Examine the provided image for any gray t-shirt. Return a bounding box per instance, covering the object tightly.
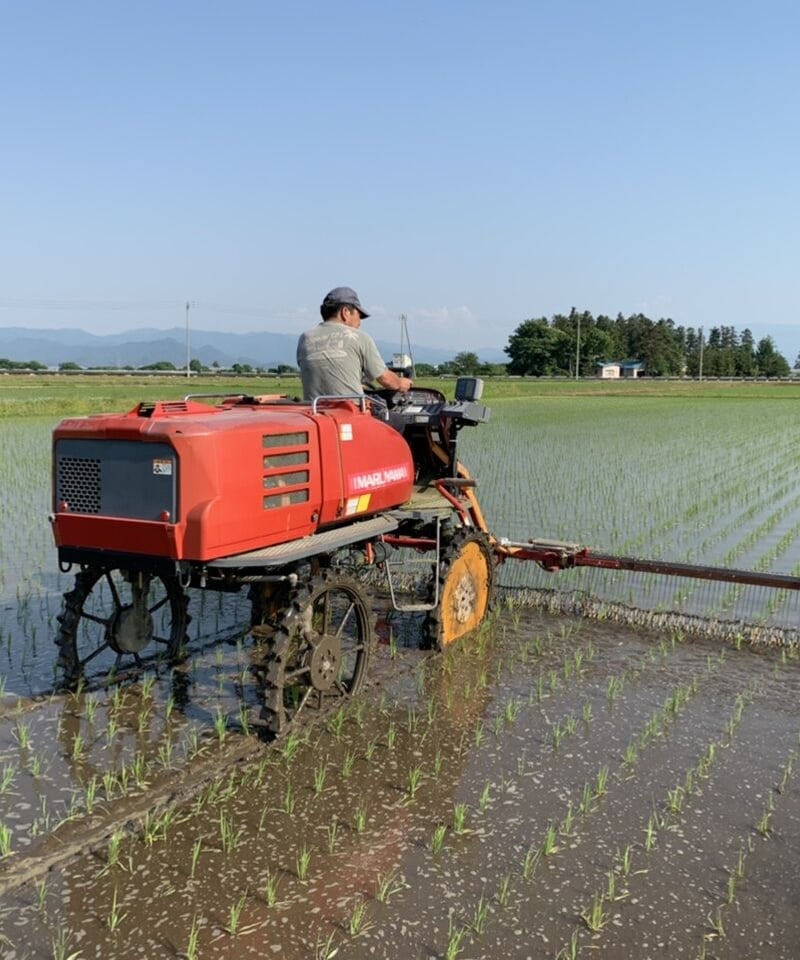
[297,322,388,400]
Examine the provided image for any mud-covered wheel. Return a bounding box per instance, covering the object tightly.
[56,567,189,686]
[261,572,373,736]
[423,530,494,650]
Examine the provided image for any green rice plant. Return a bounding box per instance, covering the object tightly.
[582,701,593,724]
[365,737,379,761]
[70,732,86,762]
[607,675,623,701]
[341,748,356,779]
[314,931,339,960]
[551,720,564,750]
[282,730,305,762]
[644,815,657,851]
[617,844,633,877]
[350,698,366,729]
[406,706,419,733]
[314,761,328,796]
[14,718,31,749]
[432,748,443,779]
[622,742,638,770]
[705,907,725,940]
[106,828,125,871]
[51,927,83,960]
[296,844,311,882]
[213,707,227,744]
[190,838,202,879]
[581,892,608,932]
[594,765,609,798]
[224,891,248,936]
[386,720,397,750]
[106,886,127,933]
[453,802,468,834]
[504,697,521,725]
[35,877,48,911]
[560,802,575,837]
[756,809,773,838]
[555,931,579,960]
[0,764,16,795]
[579,780,594,816]
[541,822,559,858]
[471,892,490,934]
[564,714,577,736]
[478,781,491,813]
[376,867,405,903]
[493,714,503,736]
[218,810,243,853]
[406,765,424,800]
[352,805,367,834]
[496,872,512,908]
[263,868,281,906]
[474,719,485,747]
[282,780,295,815]
[431,823,447,855]
[667,786,685,816]
[238,703,251,736]
[326,820,338,854]
[185,915,200,960]
[347,897,372,936]
[445,918,468,960]
[157,738,174,770]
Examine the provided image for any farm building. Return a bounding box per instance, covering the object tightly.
[595,360,645,379]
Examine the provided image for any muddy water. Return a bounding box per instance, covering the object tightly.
[1,609,798,960]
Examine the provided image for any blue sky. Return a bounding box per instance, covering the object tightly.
[2,1,799,360]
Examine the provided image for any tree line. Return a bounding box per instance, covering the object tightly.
[502,309,791,378]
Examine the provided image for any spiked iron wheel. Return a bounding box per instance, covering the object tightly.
[261,573,373,735]
[423,530,494,650]
[56,567,189,686]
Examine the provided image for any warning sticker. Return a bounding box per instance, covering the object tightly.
[340,423,353,441]
[152,459,173,476]
[345,494,372,516]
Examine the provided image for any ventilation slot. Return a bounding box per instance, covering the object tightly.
[58,457,101,514]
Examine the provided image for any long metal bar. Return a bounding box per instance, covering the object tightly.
[496,538,800,592]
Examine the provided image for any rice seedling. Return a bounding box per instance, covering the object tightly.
[471,892,490,934]
[0,823,13,858]
[406,765,424,800]
[430,823,447,854]
[347,897,372,936]
[376,867,405,903]
[51,927,82,960]
[432,748,443,779]
[453,802,468,834]
[314,760,328,796]
[560,802,575,837]
[644,815,658,851]
[594,765,609,798]
[474,719,485,747]
[478,781,491,812]
[705,907,725,940]
[13,718,31,749]
[445,918,468,960]
[0,764,16,795]
[365,736,379,761]
[213,707,228,744]
[106,886,127,933]
[262,868,281,906]
[281,730,305,762]
[218,809,243,853]
[352,805,367,834]
[541,821,559,857]
[190,837,202,879]
[296,844,311,882]
[341,748,356,778]
[581,892,608,932]
[326,819,339,854]
[555,931,580,960]
[185,915,201,960]
[386,720,397,750]
[224,891,248,936]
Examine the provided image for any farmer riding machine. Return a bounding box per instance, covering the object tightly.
[50,379,800,734]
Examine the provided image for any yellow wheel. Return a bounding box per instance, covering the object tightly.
[424,531,494,649]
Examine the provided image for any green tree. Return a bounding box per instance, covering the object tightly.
[451,351,481,375]
[755,337,790,377]
[189,358,204,373]
[58,361,82,371]
[505,318,570,375]
[140,360,177,371]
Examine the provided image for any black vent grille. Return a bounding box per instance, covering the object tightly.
[58,457,101,513]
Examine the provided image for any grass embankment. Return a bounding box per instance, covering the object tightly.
[2,373,800,419]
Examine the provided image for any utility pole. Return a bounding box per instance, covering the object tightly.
[185,301,195,379]
[698,326,704,381]
[575,313,581,380]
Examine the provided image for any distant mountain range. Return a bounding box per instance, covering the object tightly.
[0,326,506,369]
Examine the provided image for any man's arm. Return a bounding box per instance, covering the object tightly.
[376,369,412,393]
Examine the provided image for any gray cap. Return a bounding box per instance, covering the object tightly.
[321,286,370,319]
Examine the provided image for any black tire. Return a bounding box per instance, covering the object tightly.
[55,567,189,686]
[261,571,373,735]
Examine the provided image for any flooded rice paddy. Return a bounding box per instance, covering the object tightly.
[1,399,800,957]
[1,609,798,959]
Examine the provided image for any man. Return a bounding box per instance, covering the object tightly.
[297,286,413,400]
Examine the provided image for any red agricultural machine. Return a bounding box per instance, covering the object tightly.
[50,379,800,734]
